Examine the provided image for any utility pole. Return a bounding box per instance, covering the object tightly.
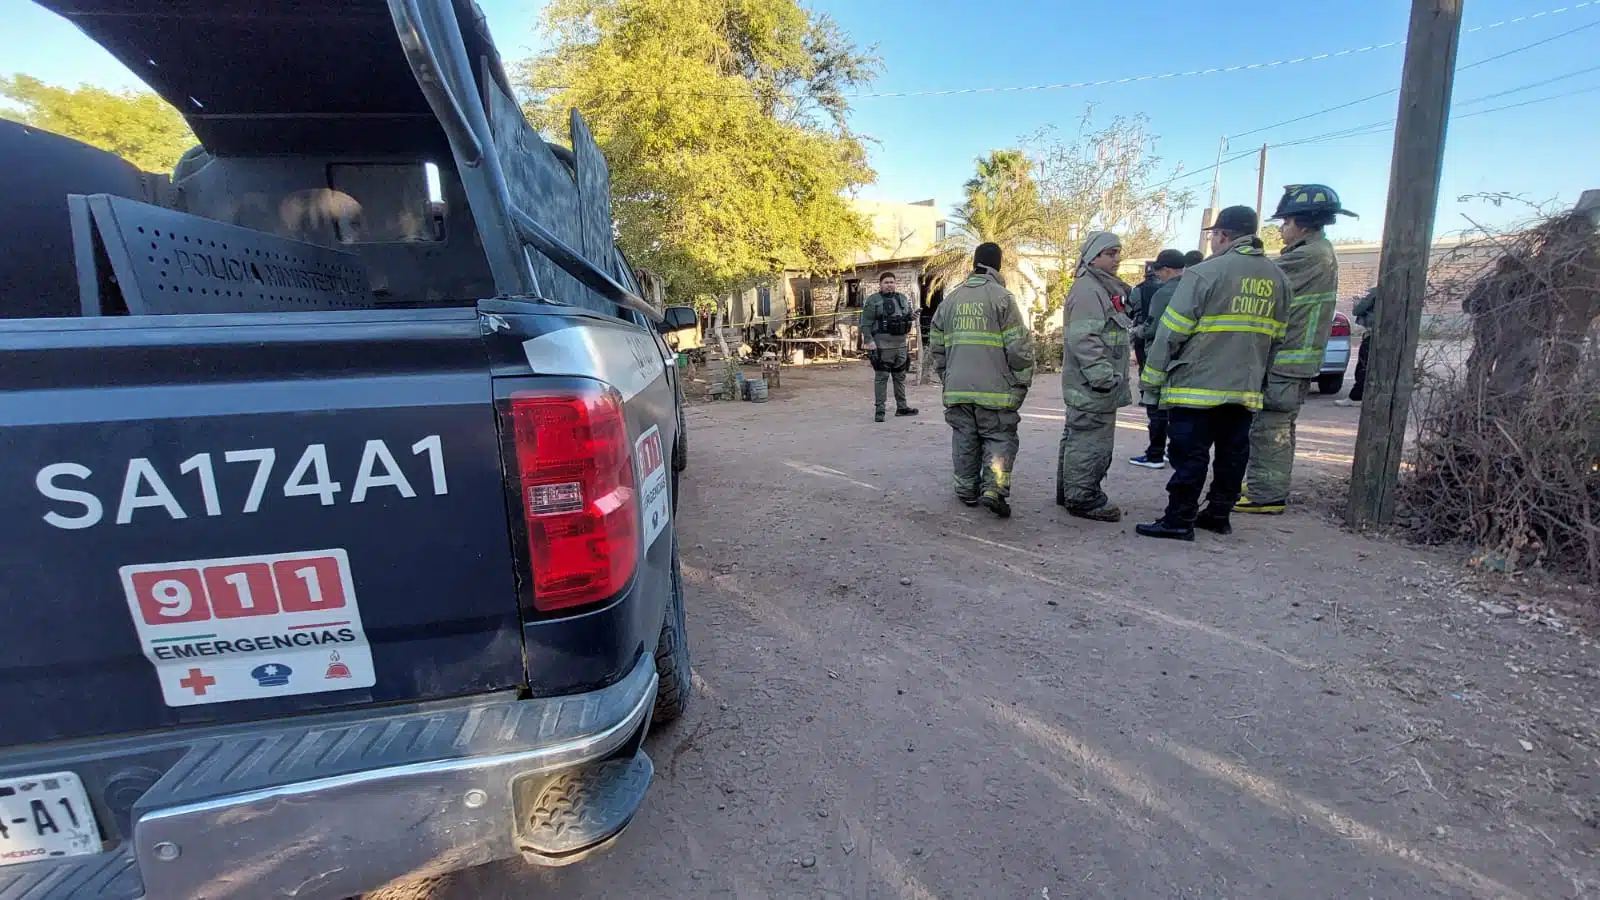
[1255,143,1269,223]
[1346,0,1464,530]
[1201,136,1227,251]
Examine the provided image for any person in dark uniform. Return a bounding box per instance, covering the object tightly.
[860,271,919,422]
[1128,249,1189,469]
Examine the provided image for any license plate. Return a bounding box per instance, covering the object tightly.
[0,772,101,866]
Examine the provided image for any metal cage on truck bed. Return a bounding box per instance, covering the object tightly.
[34,0,657,322]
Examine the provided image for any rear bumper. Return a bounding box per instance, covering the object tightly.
[139,654,657,899]
[0,655,657,900]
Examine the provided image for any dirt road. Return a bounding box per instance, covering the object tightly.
[432,364,1598,899]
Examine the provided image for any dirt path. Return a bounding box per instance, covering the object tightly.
[435,364,1598,899]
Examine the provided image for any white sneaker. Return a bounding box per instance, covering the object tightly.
[1334,398,1360,408]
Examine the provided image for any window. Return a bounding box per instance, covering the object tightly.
[845,279,862,309]
[757,286,772,317]
[935,221,948,242]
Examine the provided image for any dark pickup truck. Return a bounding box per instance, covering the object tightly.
[0,1,695,897]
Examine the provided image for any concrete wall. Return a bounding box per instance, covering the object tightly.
[850,199,945,265]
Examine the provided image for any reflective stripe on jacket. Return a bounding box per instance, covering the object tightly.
[929,271,1035,410]
[1272,232,1340,377]
[1140,237,1290,411]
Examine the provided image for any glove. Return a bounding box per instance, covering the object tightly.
[866,349,881,371]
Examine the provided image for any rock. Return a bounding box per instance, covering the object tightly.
[900,577,913,586]
[818,808,829,818]
[1519,739,1535,752]
[800,855,817,869]
[912,847,924,857]
[1481,602,1516,619]
[896,688,905,695]
[842,840,857,855]
[1047,600,1059,607]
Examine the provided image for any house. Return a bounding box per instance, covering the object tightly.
[719,199,949,351]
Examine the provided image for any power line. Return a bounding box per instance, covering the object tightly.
[1461,61,1600,104]
[1144,148,1259,194]
[1226,15,1600,141]
[531,1,1598,101]
[1455,81,1600,118]
[1141,74,1600,192]
[1269,65,1600,150]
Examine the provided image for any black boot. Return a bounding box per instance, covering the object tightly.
[1195,509,1233,535]
[980,489,1012,519]
[874,410,885,423]
[1136,519,1195,541]
[895,407,920,416]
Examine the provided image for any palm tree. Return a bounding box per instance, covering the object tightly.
[926,150,1044,295]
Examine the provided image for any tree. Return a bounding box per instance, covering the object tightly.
[520,0,878,304]
[925,149,1044,295]
[1029,112,1193,263]
[0,75,194,173]
[1260,223,1286,254]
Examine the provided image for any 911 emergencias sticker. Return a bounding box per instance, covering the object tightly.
[118,549,375,707]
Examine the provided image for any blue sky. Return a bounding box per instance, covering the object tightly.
[5,0,1597,247]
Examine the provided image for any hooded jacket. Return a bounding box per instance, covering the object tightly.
[929,268,1035,409]
[1271,231,1340,377]
[1141,235,1290,411]
[1061,232,1135,413]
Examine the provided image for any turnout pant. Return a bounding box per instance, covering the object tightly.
[1244,375,1312,507]
[1056,407,1117,511]
[1161,404,1254,526]
[945,405,1020,500]
[872,346,909,413]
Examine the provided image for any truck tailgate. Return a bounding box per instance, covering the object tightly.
[0,309,525,746]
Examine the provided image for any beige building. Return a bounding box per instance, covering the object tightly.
[721,199,949,350]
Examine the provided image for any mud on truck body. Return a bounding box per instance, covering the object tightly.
[0,2,695,897]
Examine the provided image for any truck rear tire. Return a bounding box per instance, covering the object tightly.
[1317,372,1345,395]
[651,535,691,725]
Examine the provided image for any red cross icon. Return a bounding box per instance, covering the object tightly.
[179,668,217,696]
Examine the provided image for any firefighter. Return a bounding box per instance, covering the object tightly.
[1237,184,1357,514]
[929,243,1035,518]
[1055,231,1134,522]
[1129,249,1190,470]
[1137,206,1289,540]
[860,270,920,423]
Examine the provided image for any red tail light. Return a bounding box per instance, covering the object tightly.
[1330,312,1351,338]
[506,387,638,612]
